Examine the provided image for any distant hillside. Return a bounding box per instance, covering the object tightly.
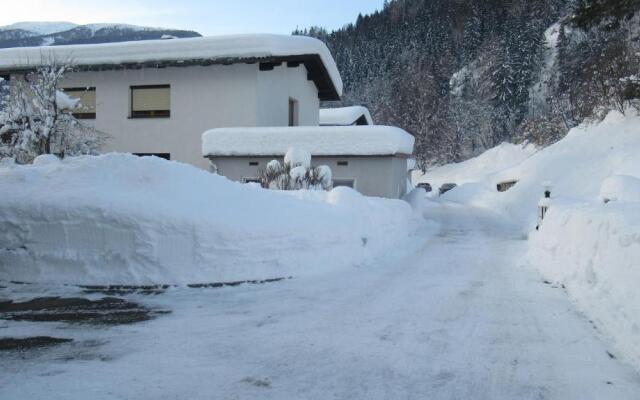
[0,21,201,48]
[297,0,640,168]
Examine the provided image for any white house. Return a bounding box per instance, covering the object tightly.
[202,125,415,198]
[320,106,373,126]
[0,34,343,169]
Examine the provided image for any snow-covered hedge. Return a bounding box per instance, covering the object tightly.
[259,148,332,191]
[0,153,422,285]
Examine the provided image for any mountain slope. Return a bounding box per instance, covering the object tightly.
[0,21,79,35]
[0,21,201,48]
[298,0,640,167]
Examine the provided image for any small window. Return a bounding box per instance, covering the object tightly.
[249,161,259,166]
[288,98,299,127]
[63,87,96,119]
[133,153,171,160]
[333,179,355,188]
[243,177,261,184]
[337,161,349,166]
[131,85,170,118]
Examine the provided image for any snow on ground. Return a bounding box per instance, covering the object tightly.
[2,205,640,400]
[529,200,640,369]
[203,125,415,157]
[432,111,640,230]
[416,110,640,371]
[0,153,423,285]
[2,114,640,397]
[413,142,537,193]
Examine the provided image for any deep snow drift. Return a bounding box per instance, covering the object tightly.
[429,111,640,231]
[420,110,640,370]
[413,142,537,195]
[0,154,423,285]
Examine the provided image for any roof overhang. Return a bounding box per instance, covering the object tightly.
[0,35,343,101]
[0,54,340,101]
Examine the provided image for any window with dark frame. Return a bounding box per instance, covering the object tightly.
[337,161,349,166]
[130,85,170,118]
[243,177,261,184]
[62,87,96,119]
[249,161,259,166]
[288,98,298,126]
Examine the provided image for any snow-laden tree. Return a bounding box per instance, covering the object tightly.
[259,148,332,191]
[0,61,107,163]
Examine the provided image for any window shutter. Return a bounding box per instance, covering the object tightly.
[132,87,170,112]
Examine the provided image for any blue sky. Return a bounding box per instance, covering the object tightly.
[1,0,385,35]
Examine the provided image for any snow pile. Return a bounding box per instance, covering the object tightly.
[0,34,343,96]
[319,106,373,126]
[528,201,640,367]
[203,125,415,157]
[435,111,640,230]
[413,142,536,192]
[0,153,422,285]
[599,175,640,203]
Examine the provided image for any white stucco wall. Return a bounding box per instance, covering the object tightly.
[208,155,409,199]
[60,62,319,169]
[256,64,320,126]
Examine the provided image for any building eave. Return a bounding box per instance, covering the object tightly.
[0,53,340,101]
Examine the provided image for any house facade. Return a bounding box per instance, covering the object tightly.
[202,126,415,198]
[0,35,342,169]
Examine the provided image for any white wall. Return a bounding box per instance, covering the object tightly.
[256,63,320,126]
[61,62,320,169]
[209,155,409,199]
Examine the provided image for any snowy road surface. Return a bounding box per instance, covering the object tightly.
[2,204,640,399]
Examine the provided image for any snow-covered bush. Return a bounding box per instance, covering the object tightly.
[259,148,332,191]
[0,61,107,163]
[284,147,311,168]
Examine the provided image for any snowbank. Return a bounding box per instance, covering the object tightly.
[0,154,421,285]
[426,110,640,370]
[433,111,640,231]
[0,34,343,97]
[528,201,640,368]
[319,106,373,126]
[599,175,640,203]
[413,142,537,192]
[202,125,415,157]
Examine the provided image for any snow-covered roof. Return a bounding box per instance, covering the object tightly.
[0,34,343,100]
[320,106,373,126]
[202,126,414,157]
